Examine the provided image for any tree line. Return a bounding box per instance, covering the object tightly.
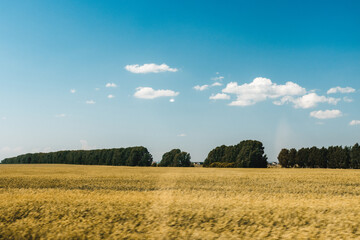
[278,143,360,168]
[203,140,268,168]
[1,147,153,166]
[0,140,269,168]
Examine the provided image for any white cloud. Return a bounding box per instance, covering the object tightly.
[95,88,100,91]
[343,96,353,103]
[55,114,66,118]
[193,84,209,91]
[209,93,230,100]
[86,100,96,104]
[349,120,360,126]
[194,82,222,91]
[169,98,175,102]
[278,93,340,109]
[310,110,343,119]
[327,86,355,94]
[134,87,179,99]
[108,94,115,99]
[212,82,222,87]
[106,83,117,88]
[125,63,178,74]
[70,89,76,94]
[177,133,186,137]
[2,117,6,120]
[223,77,306,106]
[211,76,224,81]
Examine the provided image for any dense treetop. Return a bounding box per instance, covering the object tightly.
[278,143,360,169]
[158,149,192,167]
[204,140,268,168]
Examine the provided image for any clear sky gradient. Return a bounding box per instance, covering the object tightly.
[0,0,359,162]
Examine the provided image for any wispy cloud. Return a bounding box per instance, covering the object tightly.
[193,84,209,91]
[55,113,66,118]
[211,76,224,81]
[86,100,96,104]
[80,140,93,150]
[134,87,179,99]
[106,83,117,88]
[327,86,355,94]
[0,146,23,158]
[107,94,115,99]
[177,133,186,137]
[349,120,360,126]
[343,96,353,103]
[212,82,222,87]
[310,110,342,119]
[70,89,76,94]
[125,63,178,74]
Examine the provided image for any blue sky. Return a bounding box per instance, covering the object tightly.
[0,0,359,162]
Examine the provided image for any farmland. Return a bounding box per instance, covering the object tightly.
[0,165,359,239]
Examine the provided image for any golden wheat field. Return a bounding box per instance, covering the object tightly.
[0,165,359,239]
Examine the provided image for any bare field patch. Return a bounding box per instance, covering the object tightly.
[0,165,359,239]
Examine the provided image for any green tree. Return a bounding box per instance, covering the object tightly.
[278,149,290,168]
[159,149,191,167]
[288,148,297,167]
[350,143,360,169]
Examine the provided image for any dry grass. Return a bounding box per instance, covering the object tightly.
[0,165,359,239]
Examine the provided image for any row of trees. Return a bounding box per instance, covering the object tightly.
[203,140,268,168]
[158,149,192,167]
[278,143,360,168]
[1,147,153,166]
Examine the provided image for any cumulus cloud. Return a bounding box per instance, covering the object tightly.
[70,89,76,94]
[106,83,117,88]
[193,84,209,91]
[327,86,355,94]
[169,98,175,102]
[134,87,179,99]
[349,120,360,126]
[276,93,340,109]
[108,94,115,99]
[209,93,230,100]
[86,100,96,104]
[125,63,178,74]
[310,110,343,119]
[223,77,306,106]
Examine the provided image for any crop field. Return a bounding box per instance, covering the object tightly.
[0,165,359,239]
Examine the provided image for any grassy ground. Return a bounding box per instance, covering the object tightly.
[0,165,359,239]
